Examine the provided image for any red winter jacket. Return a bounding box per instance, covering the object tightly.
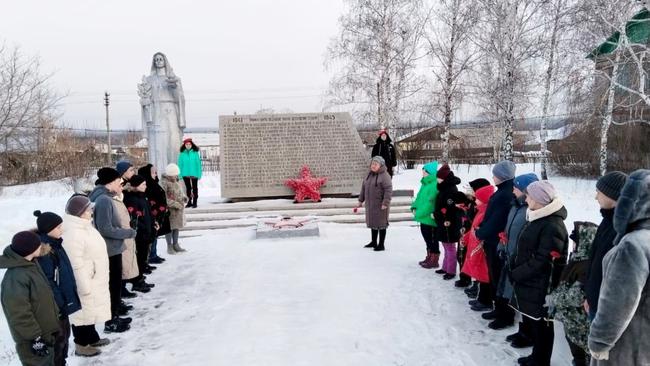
[462,197,492,283]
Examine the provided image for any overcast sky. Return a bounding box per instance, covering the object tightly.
[0,0,346,130]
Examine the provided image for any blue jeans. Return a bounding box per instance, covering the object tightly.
[149,237,158,260]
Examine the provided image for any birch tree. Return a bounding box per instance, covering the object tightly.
[426,0,478,162]
[580,2,646,175]
[326,0,429,131]
[473,0,546,161]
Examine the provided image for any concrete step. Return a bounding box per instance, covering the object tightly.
[187,196,414,215]
[181,212,415,231]
[179,196,416,232]
[185,205,413,222]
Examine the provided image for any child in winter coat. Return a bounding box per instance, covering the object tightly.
[123,174,157,292]
[34,210,81,366]
[551,221,597,366]
[178,138,202,208]
[433,164,463,280]
[63,195,112,357]
[1,231,60,366]
[411,161,439,268]
[162,163,188,254]
[357,156,393,251]
[138,164,169,264]
[462,185,495,309]
[460,178,492,294]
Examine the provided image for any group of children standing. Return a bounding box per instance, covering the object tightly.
[0,159,195,365]
[357,156,649,366]
[408,162,648,366]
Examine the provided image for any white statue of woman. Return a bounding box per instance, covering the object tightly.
[138,52,186,170]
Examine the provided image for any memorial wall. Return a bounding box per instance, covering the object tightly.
[219,112,369,198]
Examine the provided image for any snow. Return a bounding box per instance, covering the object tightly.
[0,164,600,365]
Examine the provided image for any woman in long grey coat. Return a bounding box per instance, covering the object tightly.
[588,169,650,366]
[357,156,393,251]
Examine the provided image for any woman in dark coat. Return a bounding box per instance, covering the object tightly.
[433,164,462,280]
[357,156,393,251]
[371,129,397,177]
[138,164,169,264]
[510,180,568,366]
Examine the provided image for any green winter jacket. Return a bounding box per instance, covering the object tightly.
[411,174,438,226]
[178,149,202,179]
[0,246,60,343]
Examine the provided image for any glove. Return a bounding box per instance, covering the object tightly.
[590,349,609,360]
[31,336,49,357]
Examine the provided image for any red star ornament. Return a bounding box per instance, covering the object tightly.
[284,165,328,203]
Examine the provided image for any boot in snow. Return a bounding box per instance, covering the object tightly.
[75,344,101,357]
[364,242,377,248]
[373,243,385,251]
[418,251,431,266]
[167,244,177,255]
[90,338,110,347]
[173,243,187,252]
[131,281,151,293]
[104,317,130,333]
[420,253,440,269]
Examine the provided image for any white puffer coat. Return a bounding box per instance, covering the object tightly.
[62,214,111,326]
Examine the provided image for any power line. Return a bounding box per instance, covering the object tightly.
[62,93,325,105]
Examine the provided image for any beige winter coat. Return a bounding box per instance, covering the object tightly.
[62,214,111,326]
[161,175,187,230]
[114,194,139,280]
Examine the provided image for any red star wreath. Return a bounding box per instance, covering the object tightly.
[284,165,328,203]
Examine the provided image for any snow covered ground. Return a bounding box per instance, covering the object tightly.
[0,164,599,365]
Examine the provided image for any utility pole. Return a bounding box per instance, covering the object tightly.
[104,91,111,165]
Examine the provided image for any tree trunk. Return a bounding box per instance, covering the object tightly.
[540,0,562,180]
[601,52,621,176]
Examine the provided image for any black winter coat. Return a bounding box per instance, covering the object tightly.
[433,173,463,243]
[476,179,514,249]
[123,191,156,246]
[371,137,397,168]
[36,233,82,317]
[138,165,171,237]
[585,208,616,318]
[510,199,569,319]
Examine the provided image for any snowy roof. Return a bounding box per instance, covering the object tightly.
[131,133,220,149]
[134,138,147,148]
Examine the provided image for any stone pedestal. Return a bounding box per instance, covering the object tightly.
[219,112,368,199]
[255,219,320,239]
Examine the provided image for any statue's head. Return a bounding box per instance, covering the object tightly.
[154,53,165,69]
[150,52,175,77]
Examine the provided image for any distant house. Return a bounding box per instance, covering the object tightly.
[394,122,570,164]
[182,133,220,161]
[133,132,220,162]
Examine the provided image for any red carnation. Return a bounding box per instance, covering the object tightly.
[127,207,134,213]
[152,209,158,216]
[441,208,447,215]
[136,210,143,217]
[150,200,156,205]
[550,250,561,260]
[160,206,166,211]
